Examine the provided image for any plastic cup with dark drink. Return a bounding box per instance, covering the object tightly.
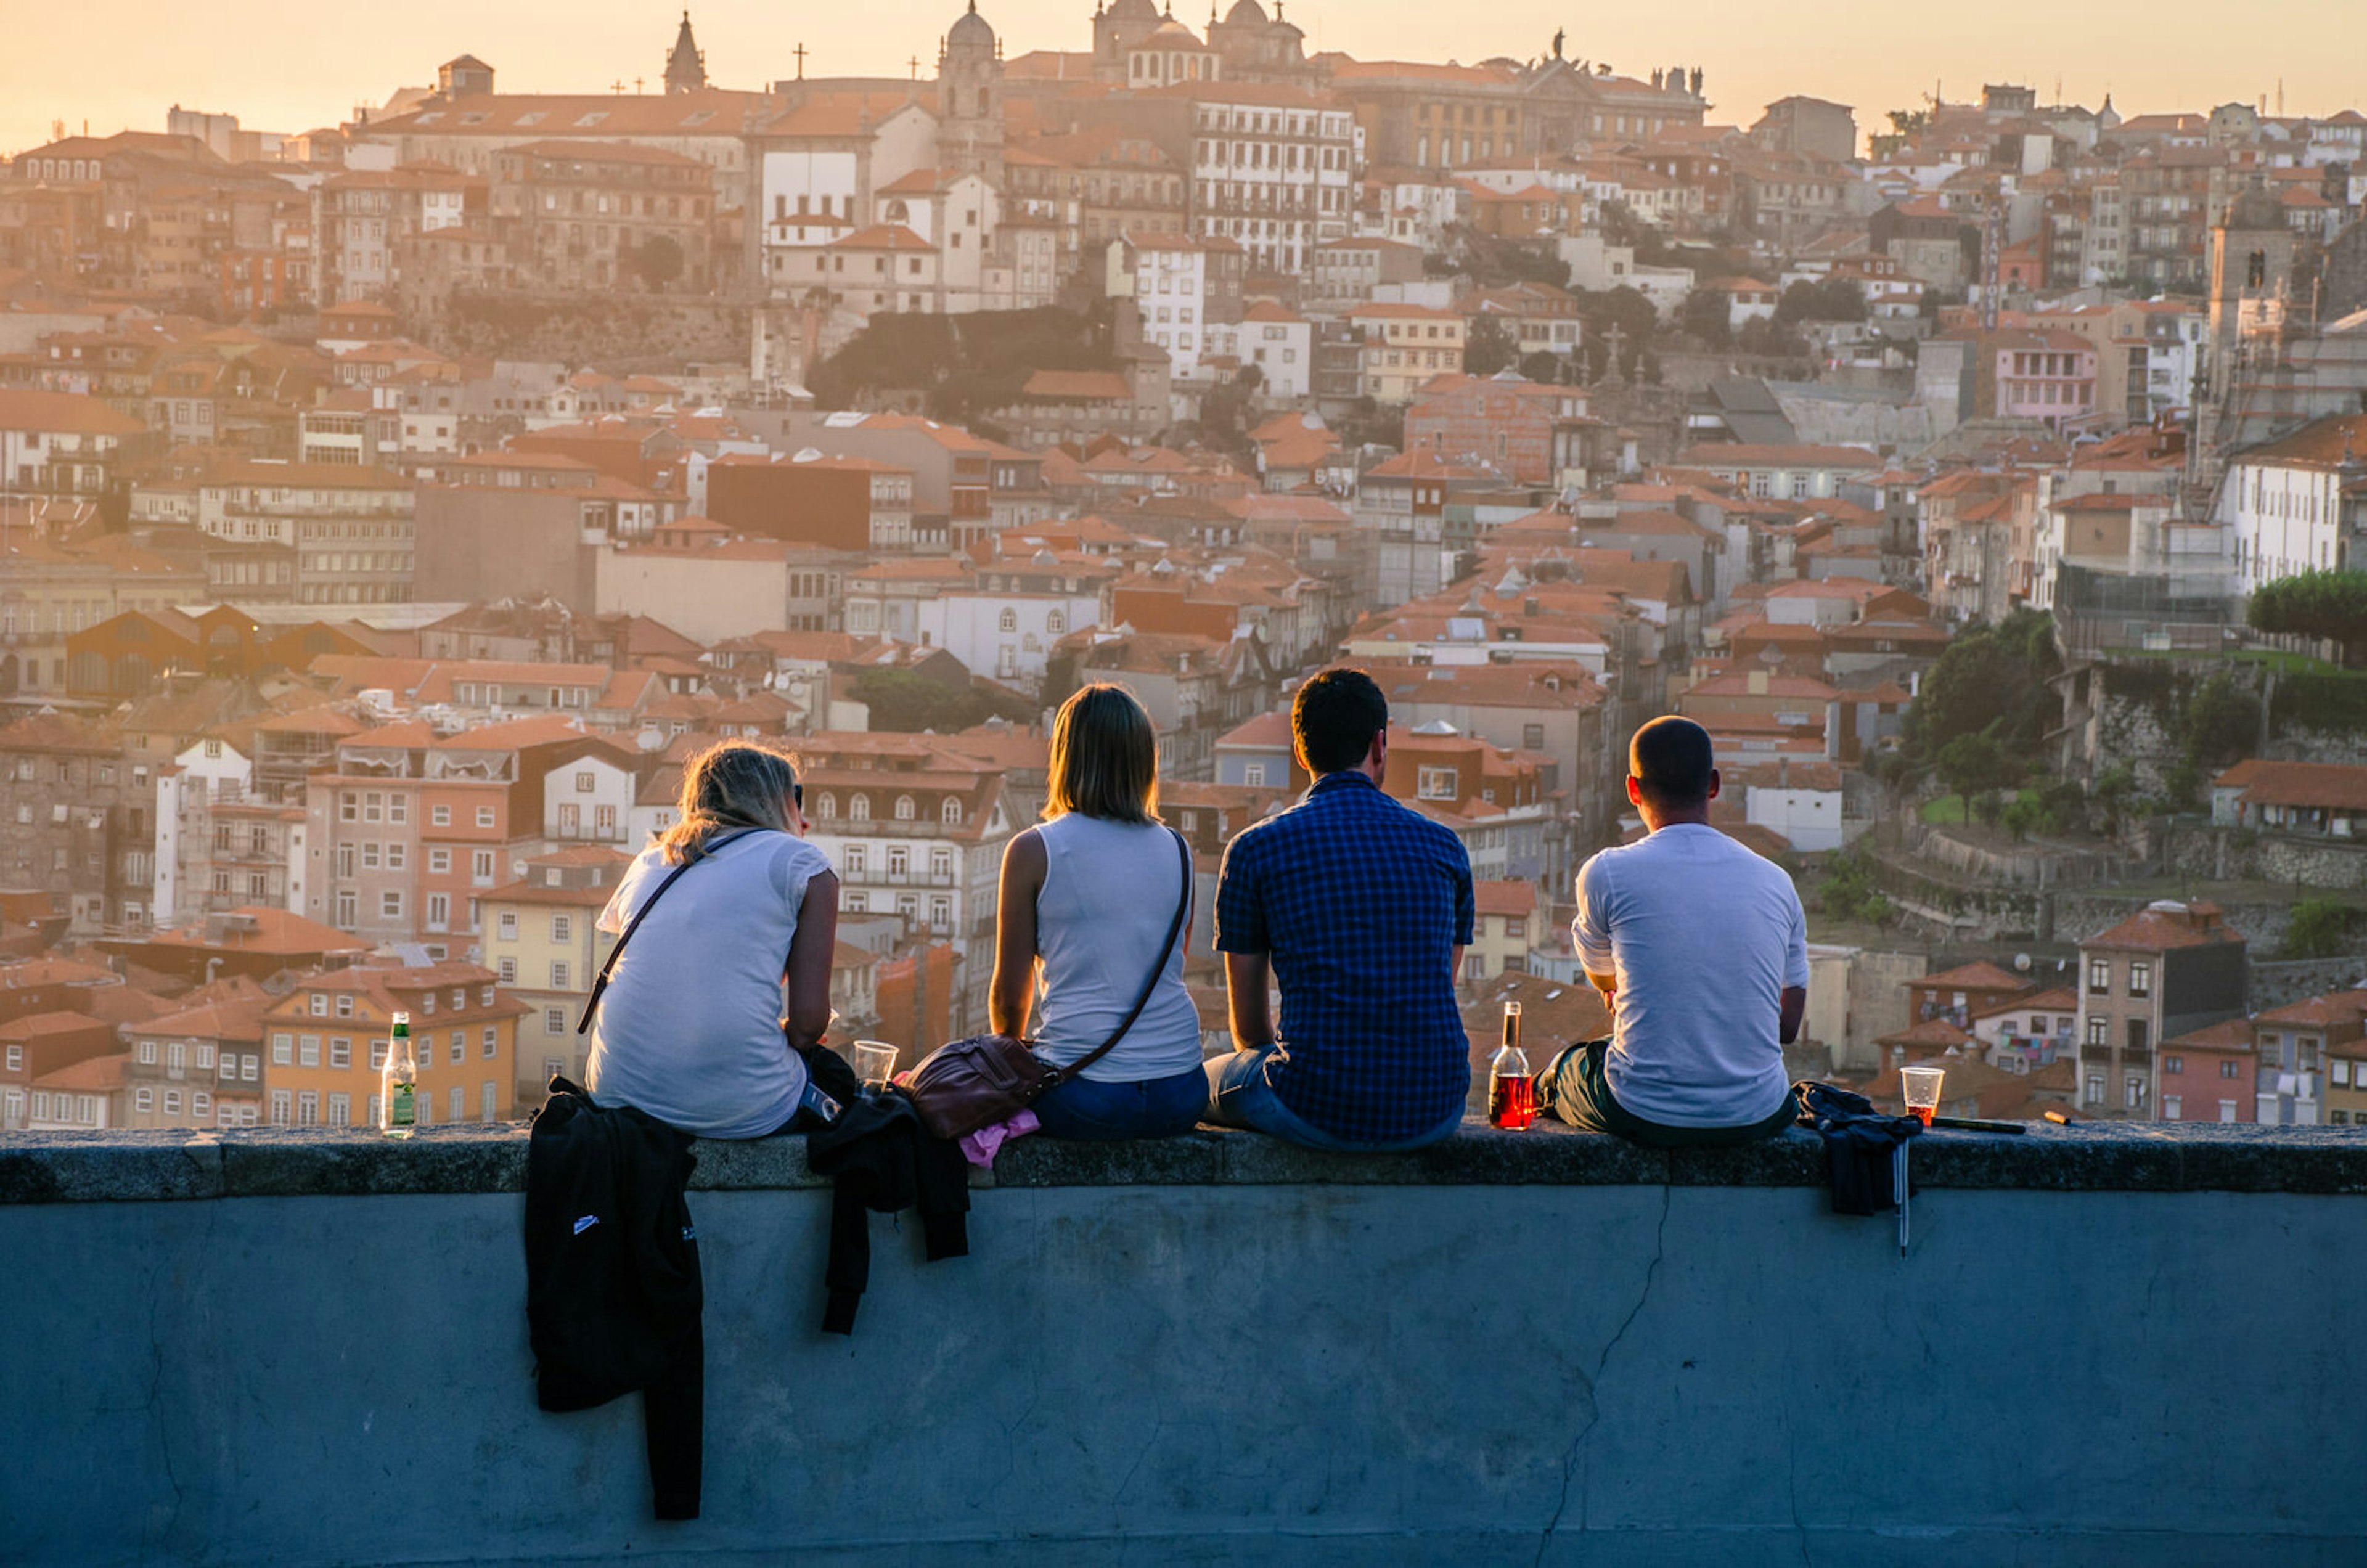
[1902,1065,1945,1127]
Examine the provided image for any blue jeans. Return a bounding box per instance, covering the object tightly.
[1203,1046,1466,1153]
[1030,1064,1210,1140]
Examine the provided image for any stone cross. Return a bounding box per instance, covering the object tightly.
[793,43,809,80]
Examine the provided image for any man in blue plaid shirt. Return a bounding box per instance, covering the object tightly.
[1205,668,1475,1151]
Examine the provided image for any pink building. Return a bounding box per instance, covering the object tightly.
[2158,1018,2255,1124]
[1990,329,2099,433]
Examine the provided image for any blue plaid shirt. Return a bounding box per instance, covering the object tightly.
[1213,770,1475,1141]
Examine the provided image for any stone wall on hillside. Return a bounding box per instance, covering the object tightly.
[422,292,751,367]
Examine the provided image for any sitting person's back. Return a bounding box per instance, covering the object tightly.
[587,741,840,1140]
[1541,716,1805,1146]
[1206,668,1474,1152]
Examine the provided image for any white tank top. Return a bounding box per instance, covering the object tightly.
[1029,814,1203,1082]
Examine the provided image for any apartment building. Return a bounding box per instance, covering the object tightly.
[301,716,587,950]
[1350,302,1467,403]
[2073,901,2247,1119]
[259,958,526,1129]
[118,979,270,1130]
[1168,84,1355,275]
[480,846,629,1088]
[488,140,716,293]
[797,735,1024,1036]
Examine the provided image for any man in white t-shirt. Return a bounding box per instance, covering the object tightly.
[1539,716,1807,1146]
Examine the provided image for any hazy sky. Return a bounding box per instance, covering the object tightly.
[1,0,2350,158]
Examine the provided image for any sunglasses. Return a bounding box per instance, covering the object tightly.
[793,783,804,810]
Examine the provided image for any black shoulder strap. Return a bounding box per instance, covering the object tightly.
[1052,828,1193,1084]
[575,830,756,1036]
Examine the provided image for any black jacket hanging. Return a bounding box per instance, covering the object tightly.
[804,1087,970,1334]
[525,1077,704,1520]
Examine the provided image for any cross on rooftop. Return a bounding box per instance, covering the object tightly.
[909,55,922,80]
[793,43,809,80]
[610,80,626,94]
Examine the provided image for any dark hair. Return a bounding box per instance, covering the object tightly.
[1630,716,1715,808]
[1293,668,1388,776]
[1045,683,1160,825]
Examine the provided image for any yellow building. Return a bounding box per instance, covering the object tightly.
[260,958,528,1129]
[1349,302,1467,402]
[480,846,629,1095]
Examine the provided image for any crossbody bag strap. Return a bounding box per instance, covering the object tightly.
[576,830,756,1035]
[1052,827,1193,1084]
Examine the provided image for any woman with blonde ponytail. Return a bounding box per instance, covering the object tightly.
[587,740,843,1137]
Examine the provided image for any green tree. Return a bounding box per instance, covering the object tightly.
[1775,278,1867,325]
[1464,315,1519,377]
[2247,569,2367,667]
[1519,349,1568,384]
[628,235,685,291]
[852,669,1034,733]
[1681,287,1731,349]
[1904,608,2061,760]
[1936,726,2022,825]
[2178,671,2260,775]
[2283,899,2363,960]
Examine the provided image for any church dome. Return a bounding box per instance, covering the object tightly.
[1106,0,1159,17]
[1222,0,1269,22]
[948,1,995,48]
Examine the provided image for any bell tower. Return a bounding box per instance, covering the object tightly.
[937,2,1004,185]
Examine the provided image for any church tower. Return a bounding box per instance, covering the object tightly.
[938,2,1005,186]
[2205,174,2295,406]
[664,12,706,95]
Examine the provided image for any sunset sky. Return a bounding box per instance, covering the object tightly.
[0,0,2347,159]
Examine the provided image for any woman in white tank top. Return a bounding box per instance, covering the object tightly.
[988,684,1206,1139]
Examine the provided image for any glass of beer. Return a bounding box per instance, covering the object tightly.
[1902,1065,1945,1127]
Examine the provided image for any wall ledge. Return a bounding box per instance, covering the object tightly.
[10,1117,2367,1205]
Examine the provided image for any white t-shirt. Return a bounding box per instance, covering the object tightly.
[586,830,832,1139]
[1029,814,1201,1082]
[1572,823,1808,1128]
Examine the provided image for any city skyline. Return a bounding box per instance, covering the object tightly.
[2,0,2354,160]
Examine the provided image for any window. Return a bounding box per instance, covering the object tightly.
[2221,1059,2242,1080]
[545,1007,568,1036]
[941,798,963,827]
[2337,1061,2354,1088]
[498,957,517,984]
[2087,959,2109,995]
[894,794,916,821]
[272,1032,293,1066]
[551,915,572,943]
[381,891,404,918]
[477,807,497,828]
[2083,1075,2103,1106]
[449,1085,465,1122]
[2162,1095,2182,1120]
[2124,1075,2145,1109]
[330,1037,351,1069]
[431,805,452,827]
[430,849,451,875]
[1416,767,1458,801]
[473,851,495,883]
[550,961,571,989]
[328,1093,351,1127]
[136,1088,155,1114]
[1243,764,1267,787]
[299,1035,321,1068]
[2218,1099,2240,1122]
[451,1033,467,1066]
[2128,962,2152,999]
[2086,1017,2109,1047]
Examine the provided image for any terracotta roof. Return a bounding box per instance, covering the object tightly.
[0,388,145,436]
[2082,902,2245,953]
[2215,759,2367,812]
[1915,960,2030,994]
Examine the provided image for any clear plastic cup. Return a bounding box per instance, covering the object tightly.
[1902,1064,1945,1127]
[852,1040,897,1090]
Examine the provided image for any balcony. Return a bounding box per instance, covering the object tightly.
[6,1121,2366,1562]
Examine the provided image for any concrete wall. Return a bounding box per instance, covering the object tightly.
[9,1125,2367,1565]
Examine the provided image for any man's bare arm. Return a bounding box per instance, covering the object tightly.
[1224,950,1273,1051]
[1778,985,1806,1046]
[1586,970,1617,1005]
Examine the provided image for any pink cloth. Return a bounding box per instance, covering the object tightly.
[959,1108,1041,1167]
